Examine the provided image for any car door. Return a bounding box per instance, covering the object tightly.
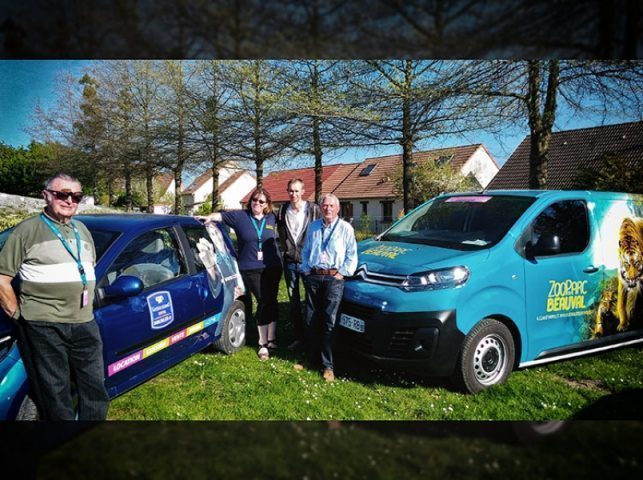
[522,200,604,360]
[95,226,207,396]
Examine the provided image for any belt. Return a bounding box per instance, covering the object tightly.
[311,268,339,276]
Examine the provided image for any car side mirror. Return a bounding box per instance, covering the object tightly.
[101,275,144,300]
[526,233,561,258]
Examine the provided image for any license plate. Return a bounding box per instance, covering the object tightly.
[339,313,365,333]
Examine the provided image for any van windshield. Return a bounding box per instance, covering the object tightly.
[380,195,535,250]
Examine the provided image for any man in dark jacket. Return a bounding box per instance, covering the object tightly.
[276,178,320,351]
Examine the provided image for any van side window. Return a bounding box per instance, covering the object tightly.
[530,200,589,255]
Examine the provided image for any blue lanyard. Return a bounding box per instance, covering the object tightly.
[321,219,339,252]
[250,214,267,252]
[40,213,87,288]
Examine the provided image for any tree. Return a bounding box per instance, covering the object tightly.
[73,73,107,200]
[0,142,47,196]
[574,152,643,194]
[349,60,496,213]
[223,60,294,187]
[119,61,165,212]
[463,59,643,189]
[390,153,478,205]
[158,60,201,214]
[188,61,237,212]
[285,60,365,202]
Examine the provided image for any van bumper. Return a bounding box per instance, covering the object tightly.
[337,302,463,377]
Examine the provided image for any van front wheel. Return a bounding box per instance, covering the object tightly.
[453,319,515,394]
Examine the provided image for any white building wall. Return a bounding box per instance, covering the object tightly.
[342,198,404,232]
[220,173,256,210]
[183,169,255,214]
[459,147,499,188]
[191,168,236,205]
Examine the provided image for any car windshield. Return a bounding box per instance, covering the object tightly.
[380,194,536,250]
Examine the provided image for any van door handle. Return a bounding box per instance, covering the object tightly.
[583,265,599,274]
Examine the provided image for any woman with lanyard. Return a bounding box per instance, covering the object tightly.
[198,188,282,360]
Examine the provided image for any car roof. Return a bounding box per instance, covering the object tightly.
[75,214,201,232]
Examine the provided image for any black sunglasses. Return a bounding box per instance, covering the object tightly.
[46,189,84,203]
[251,198,266,204]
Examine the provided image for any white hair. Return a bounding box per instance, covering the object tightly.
[320,193,339,207]
[44,173,81,189]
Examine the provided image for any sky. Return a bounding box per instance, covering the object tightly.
[0,60,633,179]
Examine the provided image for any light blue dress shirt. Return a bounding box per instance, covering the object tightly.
[301,217,358,277]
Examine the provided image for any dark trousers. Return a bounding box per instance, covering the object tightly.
[241,266,282,327]
[16,319,109,420]
[283,260,307,342]
[303,274,344,371]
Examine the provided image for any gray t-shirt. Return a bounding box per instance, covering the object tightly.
[0,212,96,323]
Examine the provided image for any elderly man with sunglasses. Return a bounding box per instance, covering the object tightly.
[0,173,109,420]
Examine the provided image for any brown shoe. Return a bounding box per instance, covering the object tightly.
[322,368,335,382]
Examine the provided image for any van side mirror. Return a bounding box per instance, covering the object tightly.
[526,233,561,258]
[100,275,144,300]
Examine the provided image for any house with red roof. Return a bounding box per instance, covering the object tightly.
[240,163,361,205]
[332,144,499,231]
[236,144,498,232]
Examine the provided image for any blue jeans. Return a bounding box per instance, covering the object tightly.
[17,319,109,420]
[303,274,344,371]
[283,260,306,342]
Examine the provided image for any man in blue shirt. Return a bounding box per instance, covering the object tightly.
[299,193,357,382]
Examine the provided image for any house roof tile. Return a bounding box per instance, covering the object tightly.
[333,145,488,199]
[488,121,643,190]
[240,163,360,203]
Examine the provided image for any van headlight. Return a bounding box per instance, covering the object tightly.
[401,266,470,291]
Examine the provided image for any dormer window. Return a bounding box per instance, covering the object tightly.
[359,163,377,176]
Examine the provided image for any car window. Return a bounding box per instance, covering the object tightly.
[529,200,589,255]
[86,228,120,262]
[183,225,215,271]
[105,228,187,288]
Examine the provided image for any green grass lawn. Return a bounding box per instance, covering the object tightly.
[107,279,643,421]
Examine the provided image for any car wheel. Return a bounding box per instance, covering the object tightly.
[214,300,246,354]
[453,318,515,394]
[16,393,38,421]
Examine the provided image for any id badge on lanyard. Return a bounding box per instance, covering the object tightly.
[251,214,267,262]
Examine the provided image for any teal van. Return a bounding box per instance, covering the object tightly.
[339,190,643,393]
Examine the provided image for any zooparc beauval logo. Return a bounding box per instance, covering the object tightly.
[362,245,412,259]
[546,279,588,312]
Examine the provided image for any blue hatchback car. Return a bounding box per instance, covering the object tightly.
[0,214,246,419]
